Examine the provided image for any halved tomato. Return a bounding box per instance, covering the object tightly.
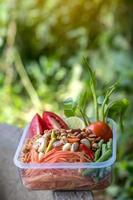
[88,121,112,142]
[43,111,69,130]
[28,113,45,137]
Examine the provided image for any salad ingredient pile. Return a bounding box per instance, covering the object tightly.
[22,115,113,164]
[21,59,128,165]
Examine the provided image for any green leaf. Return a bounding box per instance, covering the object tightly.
[63,97,77,117]
[77,90,89,112]
[97,95,104,105]
[101,81,118,121]
[64,110,74,117]
[82,58,99,120]
[106,98,129,131]
[107,185,121,197]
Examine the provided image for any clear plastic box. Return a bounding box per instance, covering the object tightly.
[14,120,116,190]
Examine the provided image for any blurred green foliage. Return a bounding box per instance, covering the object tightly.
[0,0,133,199]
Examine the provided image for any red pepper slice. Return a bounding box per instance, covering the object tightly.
[28,113,45,137]
[80,144,94,161]
[43,111,69,130]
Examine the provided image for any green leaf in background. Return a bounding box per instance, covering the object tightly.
[107,185,121,197]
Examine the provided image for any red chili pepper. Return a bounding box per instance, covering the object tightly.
[28,113,45,137]
[43,111,69,130]
[80,144,94,161]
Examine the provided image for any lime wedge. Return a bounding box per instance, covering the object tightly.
[65,117,85,129]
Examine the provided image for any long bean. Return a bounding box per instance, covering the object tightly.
[107,138,112,149]
[96,149,112,162]
[45,138,56,153]
[81,169,94,176]
[98,139,104,148]
[94,149,101,161]
[102,144,107,155]
[94,139,104,161]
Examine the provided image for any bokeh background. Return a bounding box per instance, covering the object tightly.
[0,0,133,199]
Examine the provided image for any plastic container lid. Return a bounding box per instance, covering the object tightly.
[14,119,116,169]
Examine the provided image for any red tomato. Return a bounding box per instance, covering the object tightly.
[88,121,112,142]
[28,113,45,137]
[43,111,69,130]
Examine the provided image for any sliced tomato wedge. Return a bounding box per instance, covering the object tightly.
[28,113,45,137]
[88,121,112,142]
[43,111,69,130]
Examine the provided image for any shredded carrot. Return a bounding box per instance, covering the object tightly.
[21,167,107,190]
[39,150,85,163]
[30,148,39,163]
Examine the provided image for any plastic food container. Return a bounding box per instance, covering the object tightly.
[14,120,116,190]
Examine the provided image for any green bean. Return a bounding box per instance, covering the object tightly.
[82,169,94,176]
[51,130,56,139]
[94,148,101,161]
[102,143,107,155]
[96,149,112,162]
[107,138,112,149]
[45,138,56,153]
[98,139,104,148]
[94,139,104,161]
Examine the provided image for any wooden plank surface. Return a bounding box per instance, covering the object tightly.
[0,123,94,200]
[53,191,93,200]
